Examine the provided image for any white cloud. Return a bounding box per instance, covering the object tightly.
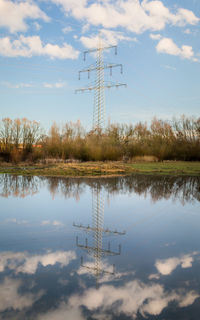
[0,35,79,59]
[43,82,66,89]
[184,28,192,34]
[81,23,90,33]
[41,219,64,226]
[38,280,199,319]
[37,302,85,320]
[80,29,137,49]
[77,260,135,283]
[5,217,29,224]
[17,251,75,274]
[156,37,195,60]
[154,252,199,276]
[179,291,199,307]
[150,33,161,40]
[0,0,49,33]
[62,26,73,33]
[1,81,67,89]
[50,0,199,34]
[41,220,52,225]
[0,277,43,312]
[34,22,42,31]
[52,220,64,226]
[1,81,34,89]
[148,273,160,280]
[162,65,176,71]
[0,250,76,274]
[176,8,199,26]
[72,281,199,317]
[0,252,26,272]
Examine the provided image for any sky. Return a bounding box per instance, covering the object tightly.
[0,0,200,130]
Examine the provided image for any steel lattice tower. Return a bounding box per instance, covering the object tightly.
[75,33,126,131]
[74,185,125,288]
[93,36,105,129]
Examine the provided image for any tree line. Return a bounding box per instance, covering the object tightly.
[0,116,199,163]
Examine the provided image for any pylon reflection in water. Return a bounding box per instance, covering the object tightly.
[74,185,125,287]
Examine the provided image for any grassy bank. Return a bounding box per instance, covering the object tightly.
[0,161,200,177]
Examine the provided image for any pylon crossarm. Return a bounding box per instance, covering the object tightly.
[75,82,126,93]
[79,63,123,79]
[83,45,117,60]
[81,264,114,275]
[77,244,121,256]
[73,223,125,235]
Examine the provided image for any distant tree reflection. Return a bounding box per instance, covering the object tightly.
[0,174,199,204]
[45,177,85,201]
[0,174,40,198]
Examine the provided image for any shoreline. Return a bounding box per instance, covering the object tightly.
[0,161,200,177]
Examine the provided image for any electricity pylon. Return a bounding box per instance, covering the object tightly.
[74,186,125,288]
[75,34,126,131]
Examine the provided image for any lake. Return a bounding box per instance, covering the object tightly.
[0,174,200,320]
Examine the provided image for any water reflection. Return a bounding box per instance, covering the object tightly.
[0,174,40,198]
[0,250,76,274]
[0,174,200,203]
[0,277,43,314]
[151,251,199,278]
[0,174,200,319]
[61,280,199,320]
[74,184,125,287]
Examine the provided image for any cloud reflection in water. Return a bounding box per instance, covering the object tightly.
[0,174,199,319]
[0,250,76,274]
[37,279,199,320]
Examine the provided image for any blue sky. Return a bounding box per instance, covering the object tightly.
[0,0,199,130]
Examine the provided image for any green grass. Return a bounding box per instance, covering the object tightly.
[0,161,200,177]
[127,161,200,175]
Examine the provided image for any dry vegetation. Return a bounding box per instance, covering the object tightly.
[0,116,199,166]
[0,161,200,177]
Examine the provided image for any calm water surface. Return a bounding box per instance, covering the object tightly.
[0,174,200,320]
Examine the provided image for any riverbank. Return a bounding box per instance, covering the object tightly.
[0,161,200,177]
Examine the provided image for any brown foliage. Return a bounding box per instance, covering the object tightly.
[0,116,199,162]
